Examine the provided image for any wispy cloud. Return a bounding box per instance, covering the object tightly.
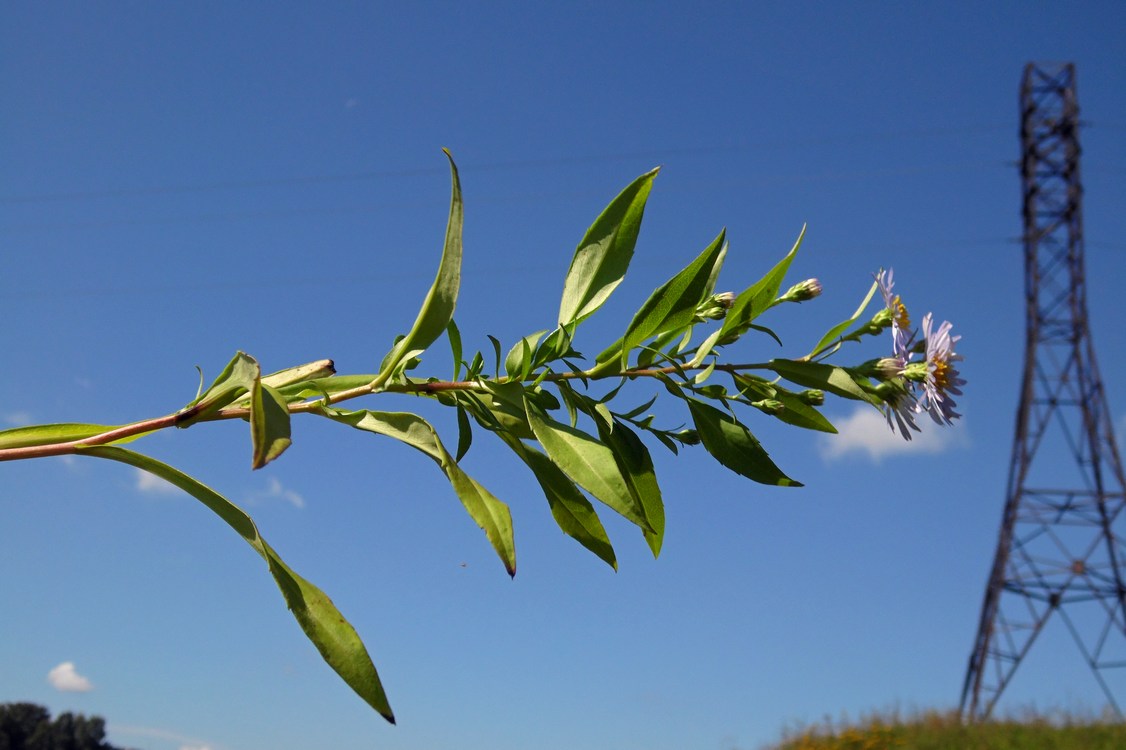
[134,468,180,495]
[47,661,93,692]
[249,476,305,509]
[110,724,216,750]
[2,411,33,426]
[818,405,968,463]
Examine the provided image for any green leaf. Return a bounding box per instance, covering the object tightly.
[75,445,394,723]
[446,320,464,380]
[524,396,650,531]
[455,404,473,462]
[767,358,879,404]
[251,382,293,469]
[807,279,879,358]
[0,423,124,449]
[686,398,801,487]
[504,330,547,381]
[596,418,665,558]
[495,432,617,569]
[733,374,836,433]
[557,168,659,327]
[597,229,728,372]
[375,150,463,386]
[319,407,516,576]
[180,351,260,425]
[718,225,805,343]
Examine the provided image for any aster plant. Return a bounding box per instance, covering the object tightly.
[0,152,963,723]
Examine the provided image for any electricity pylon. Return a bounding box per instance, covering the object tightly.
[960,62,1126,720]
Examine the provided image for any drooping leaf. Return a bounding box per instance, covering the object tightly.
[524,396,650,531]
[455,404,473,462]
[718,225,805,343]
[446,319,464,380]
[319,406,516,576]
[806,279,879,358]
[494,431,617,569]
[686,398,801,487]
[557,168,659,327]
[595,417,665,557]
[767,358,879,404]
[75,445,394,723]
[595,229,728,372]
[375,150,463,386]
[250,382,293,469]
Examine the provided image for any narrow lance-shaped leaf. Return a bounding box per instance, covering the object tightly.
[558,168,659,327]
[524,396,651,531]
[806,279,879,359]
[599,418,665,558]
[0,423,125,450]
[733,373,836,434]
[491,428,617,570]
[686,398,801,487]
[767,358,880,405]
[74,445,395,723]
[718,225,806,343]
[374,150,463,387]
[594,229,728,373]
[318,407,516,576]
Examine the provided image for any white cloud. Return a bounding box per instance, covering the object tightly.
[3,411,32,426]
[47,661,93,692]
[818,405,968,464]
[134,468,180,495]
[250,476,305,509]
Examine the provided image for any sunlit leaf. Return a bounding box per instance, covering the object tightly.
[558,168,659,327]
[375,150,463,387]
[686,398,801,487]
[595,418,665,557]
[807,279,879,358]
[524,396,650,531]
[596,229,727,372]
[0,423,122,450]
[767,358,879,404]
[319,406,516,576]
[718,225,805,342]
[495,432,616,569]
[75,445,394,723]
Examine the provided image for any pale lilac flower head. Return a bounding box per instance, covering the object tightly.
[875,268,914,358]
[917,313,964,425]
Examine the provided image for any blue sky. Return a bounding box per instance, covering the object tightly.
[2,3,1125,749]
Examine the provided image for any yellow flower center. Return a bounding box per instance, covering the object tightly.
[893,297,910,330]
[933,358,950,391]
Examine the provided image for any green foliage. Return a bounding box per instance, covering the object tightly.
[769,707,1126,750]
[0,154,962,724]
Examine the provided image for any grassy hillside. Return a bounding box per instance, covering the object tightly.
[767,708,1126,750]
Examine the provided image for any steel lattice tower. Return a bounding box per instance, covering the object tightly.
[960,63,1126,721]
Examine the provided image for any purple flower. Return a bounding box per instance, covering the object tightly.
[875,268,914,358]
[916,313,964,425]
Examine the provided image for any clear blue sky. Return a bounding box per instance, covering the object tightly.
[3,3,1125,750]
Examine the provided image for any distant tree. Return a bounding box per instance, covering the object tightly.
[0,704,120,750]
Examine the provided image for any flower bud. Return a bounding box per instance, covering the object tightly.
[694,291,737,321]
[798,389,825,406]
[752,398,785,415]
[778,278,823,304]
[676,429,701,445]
